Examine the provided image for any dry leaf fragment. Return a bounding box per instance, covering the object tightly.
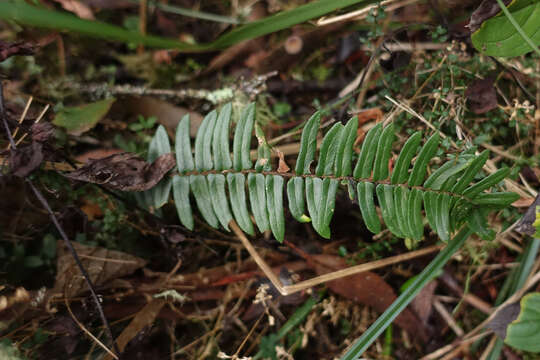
[53,240,146,298]
[31,122,55,142]
[64,152,175,191]
[468,0,512,33]
[53,0,95,20]
[10,142,44,177]
[277,149,290,173]
[103,299,166,360]
[515,194,540,236]
[311,254,428,342]
[0,40,35,62]
[465,77,498,114]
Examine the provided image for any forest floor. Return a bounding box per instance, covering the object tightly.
[0,1,539,359]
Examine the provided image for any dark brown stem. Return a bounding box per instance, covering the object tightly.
[0,82,120,357]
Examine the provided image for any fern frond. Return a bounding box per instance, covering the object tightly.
[140,102,519,243]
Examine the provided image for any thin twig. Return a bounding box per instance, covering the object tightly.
[231,219,443,296]
[0,83,119,356]
[65,297,119,360]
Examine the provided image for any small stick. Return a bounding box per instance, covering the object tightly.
[7,95,32,149]
[230,220,443,296]
[65,297,119,360]
[0,83,119,356]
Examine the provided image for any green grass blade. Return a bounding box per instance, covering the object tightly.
[0,0,377,51]
[208,0,378,50]
[340,226,473,360]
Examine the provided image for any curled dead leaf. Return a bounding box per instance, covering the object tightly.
[0,40,35,62]
[277,149,290,173]
[465,77,498,114]
[10,142,44,177]
[31,122,55,143]
[53,240,146,298]
[311,254,428,342]
[64,152,175,191]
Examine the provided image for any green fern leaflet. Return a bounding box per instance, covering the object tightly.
[141,103,518,243]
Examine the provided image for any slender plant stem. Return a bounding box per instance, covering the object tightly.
[493,0,540,57]
[0,83,119,357]
[340,226,473,360]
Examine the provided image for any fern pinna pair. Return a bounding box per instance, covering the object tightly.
[139,102,518,243]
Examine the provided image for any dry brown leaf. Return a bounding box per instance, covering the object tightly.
[0,40,35,62]
[465,77,498,114]
[512,197,535,208]
[104,299,166,360]
[311,254,428,342]
[65,152,175,191]
[52,240,146,298]
[411,280,437,325]
[53,0,95,20]
[467,0,511,33]
[74,148,124,163]
[277,149,290,173]
[0,287,30,312]
[113,97,203,138]
[10,142,44,177]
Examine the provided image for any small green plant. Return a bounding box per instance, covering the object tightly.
[134,102,519,358]
[141,102,517,244]
[128,115,157,132]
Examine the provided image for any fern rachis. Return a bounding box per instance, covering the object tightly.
[140,102,518,243]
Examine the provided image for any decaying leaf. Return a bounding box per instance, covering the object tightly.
[10,142,44,177]
[311,254,428,341]
[104,299,166,360]
[465,77,498,114]
[64,152,175,191]
[515,194,540,236]
[31,122,55,143]
[467,0,511,33]
[277,149,290,173]
[52,240,146,298]
[486,301,520,339]
[52,0,95,20]
[0,40,35,62]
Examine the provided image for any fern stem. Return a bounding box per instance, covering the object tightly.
[175,169,473,201]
